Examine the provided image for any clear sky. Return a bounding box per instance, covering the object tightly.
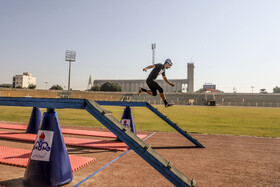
[0,0,279,93]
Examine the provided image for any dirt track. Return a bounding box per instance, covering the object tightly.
[0,124,280,187]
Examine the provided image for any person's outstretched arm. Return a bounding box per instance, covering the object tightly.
[163,76,174,87]
[143,65,155,72]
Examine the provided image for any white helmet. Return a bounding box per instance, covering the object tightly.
[165,59,173,66]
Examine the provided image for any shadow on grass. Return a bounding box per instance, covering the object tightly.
[67,147,117,154]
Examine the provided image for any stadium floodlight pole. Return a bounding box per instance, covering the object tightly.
[65,50,76,91]
[151,43,156,64]
[68,61,72,91]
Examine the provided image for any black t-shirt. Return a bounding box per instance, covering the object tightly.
[147,63,166,80]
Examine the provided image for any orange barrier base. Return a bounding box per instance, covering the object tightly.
[0,146,95,172]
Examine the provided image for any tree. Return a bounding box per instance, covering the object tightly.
[0,84,12,88]
[195,88,204,93]
[100,82,121,92]
[260,88,267,94]
[28,84,36,89]
[88,85,100,91]
[273,86,280,93]
[49,85,63,90]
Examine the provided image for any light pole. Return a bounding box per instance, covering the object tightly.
[151,43,156,65]
[68,61,72,90]
[65,50,76,91]
[251,86,254,94]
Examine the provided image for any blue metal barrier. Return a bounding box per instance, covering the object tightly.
[0,97,197,187]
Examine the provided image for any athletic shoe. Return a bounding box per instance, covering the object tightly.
[138,87,143,96]
[165,103,174,108]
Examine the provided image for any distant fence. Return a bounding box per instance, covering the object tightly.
[220,101,280,108]
[129,93,280,108]
[129,98,280,108]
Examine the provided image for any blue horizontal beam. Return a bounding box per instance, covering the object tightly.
[96,101,147,107]
[0,97,86,109]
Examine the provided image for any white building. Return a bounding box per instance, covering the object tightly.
[13,72,36,88]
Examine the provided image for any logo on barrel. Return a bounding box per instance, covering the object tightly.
[121,119,131,128]
[31,130,54,161]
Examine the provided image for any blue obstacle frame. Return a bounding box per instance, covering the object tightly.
[0,97,198,187]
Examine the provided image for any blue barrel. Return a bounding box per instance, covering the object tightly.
[26,107,42,134]
[24,109,73,186]
[116,106,136,141]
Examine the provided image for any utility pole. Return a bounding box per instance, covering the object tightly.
[151,43,156,64]
[68,61,71,90]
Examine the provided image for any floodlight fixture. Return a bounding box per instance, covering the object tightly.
[65,50,76,62]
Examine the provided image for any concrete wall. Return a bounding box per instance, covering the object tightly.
[0,88,123,101]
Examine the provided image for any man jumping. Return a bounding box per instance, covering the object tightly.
[138,59,174,107]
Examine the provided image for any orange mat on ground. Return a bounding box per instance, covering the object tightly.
[0,146,95,172]
[0,131,129,151]
[0,123,147,139]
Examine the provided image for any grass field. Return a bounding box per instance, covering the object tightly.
[0,105,279,138]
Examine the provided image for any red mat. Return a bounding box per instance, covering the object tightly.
[0,123,147,139]
[0,146,95,172]
[0,131,129,151]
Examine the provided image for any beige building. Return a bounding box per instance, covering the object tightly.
[13,72,36,88]
[94,63,195,93]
